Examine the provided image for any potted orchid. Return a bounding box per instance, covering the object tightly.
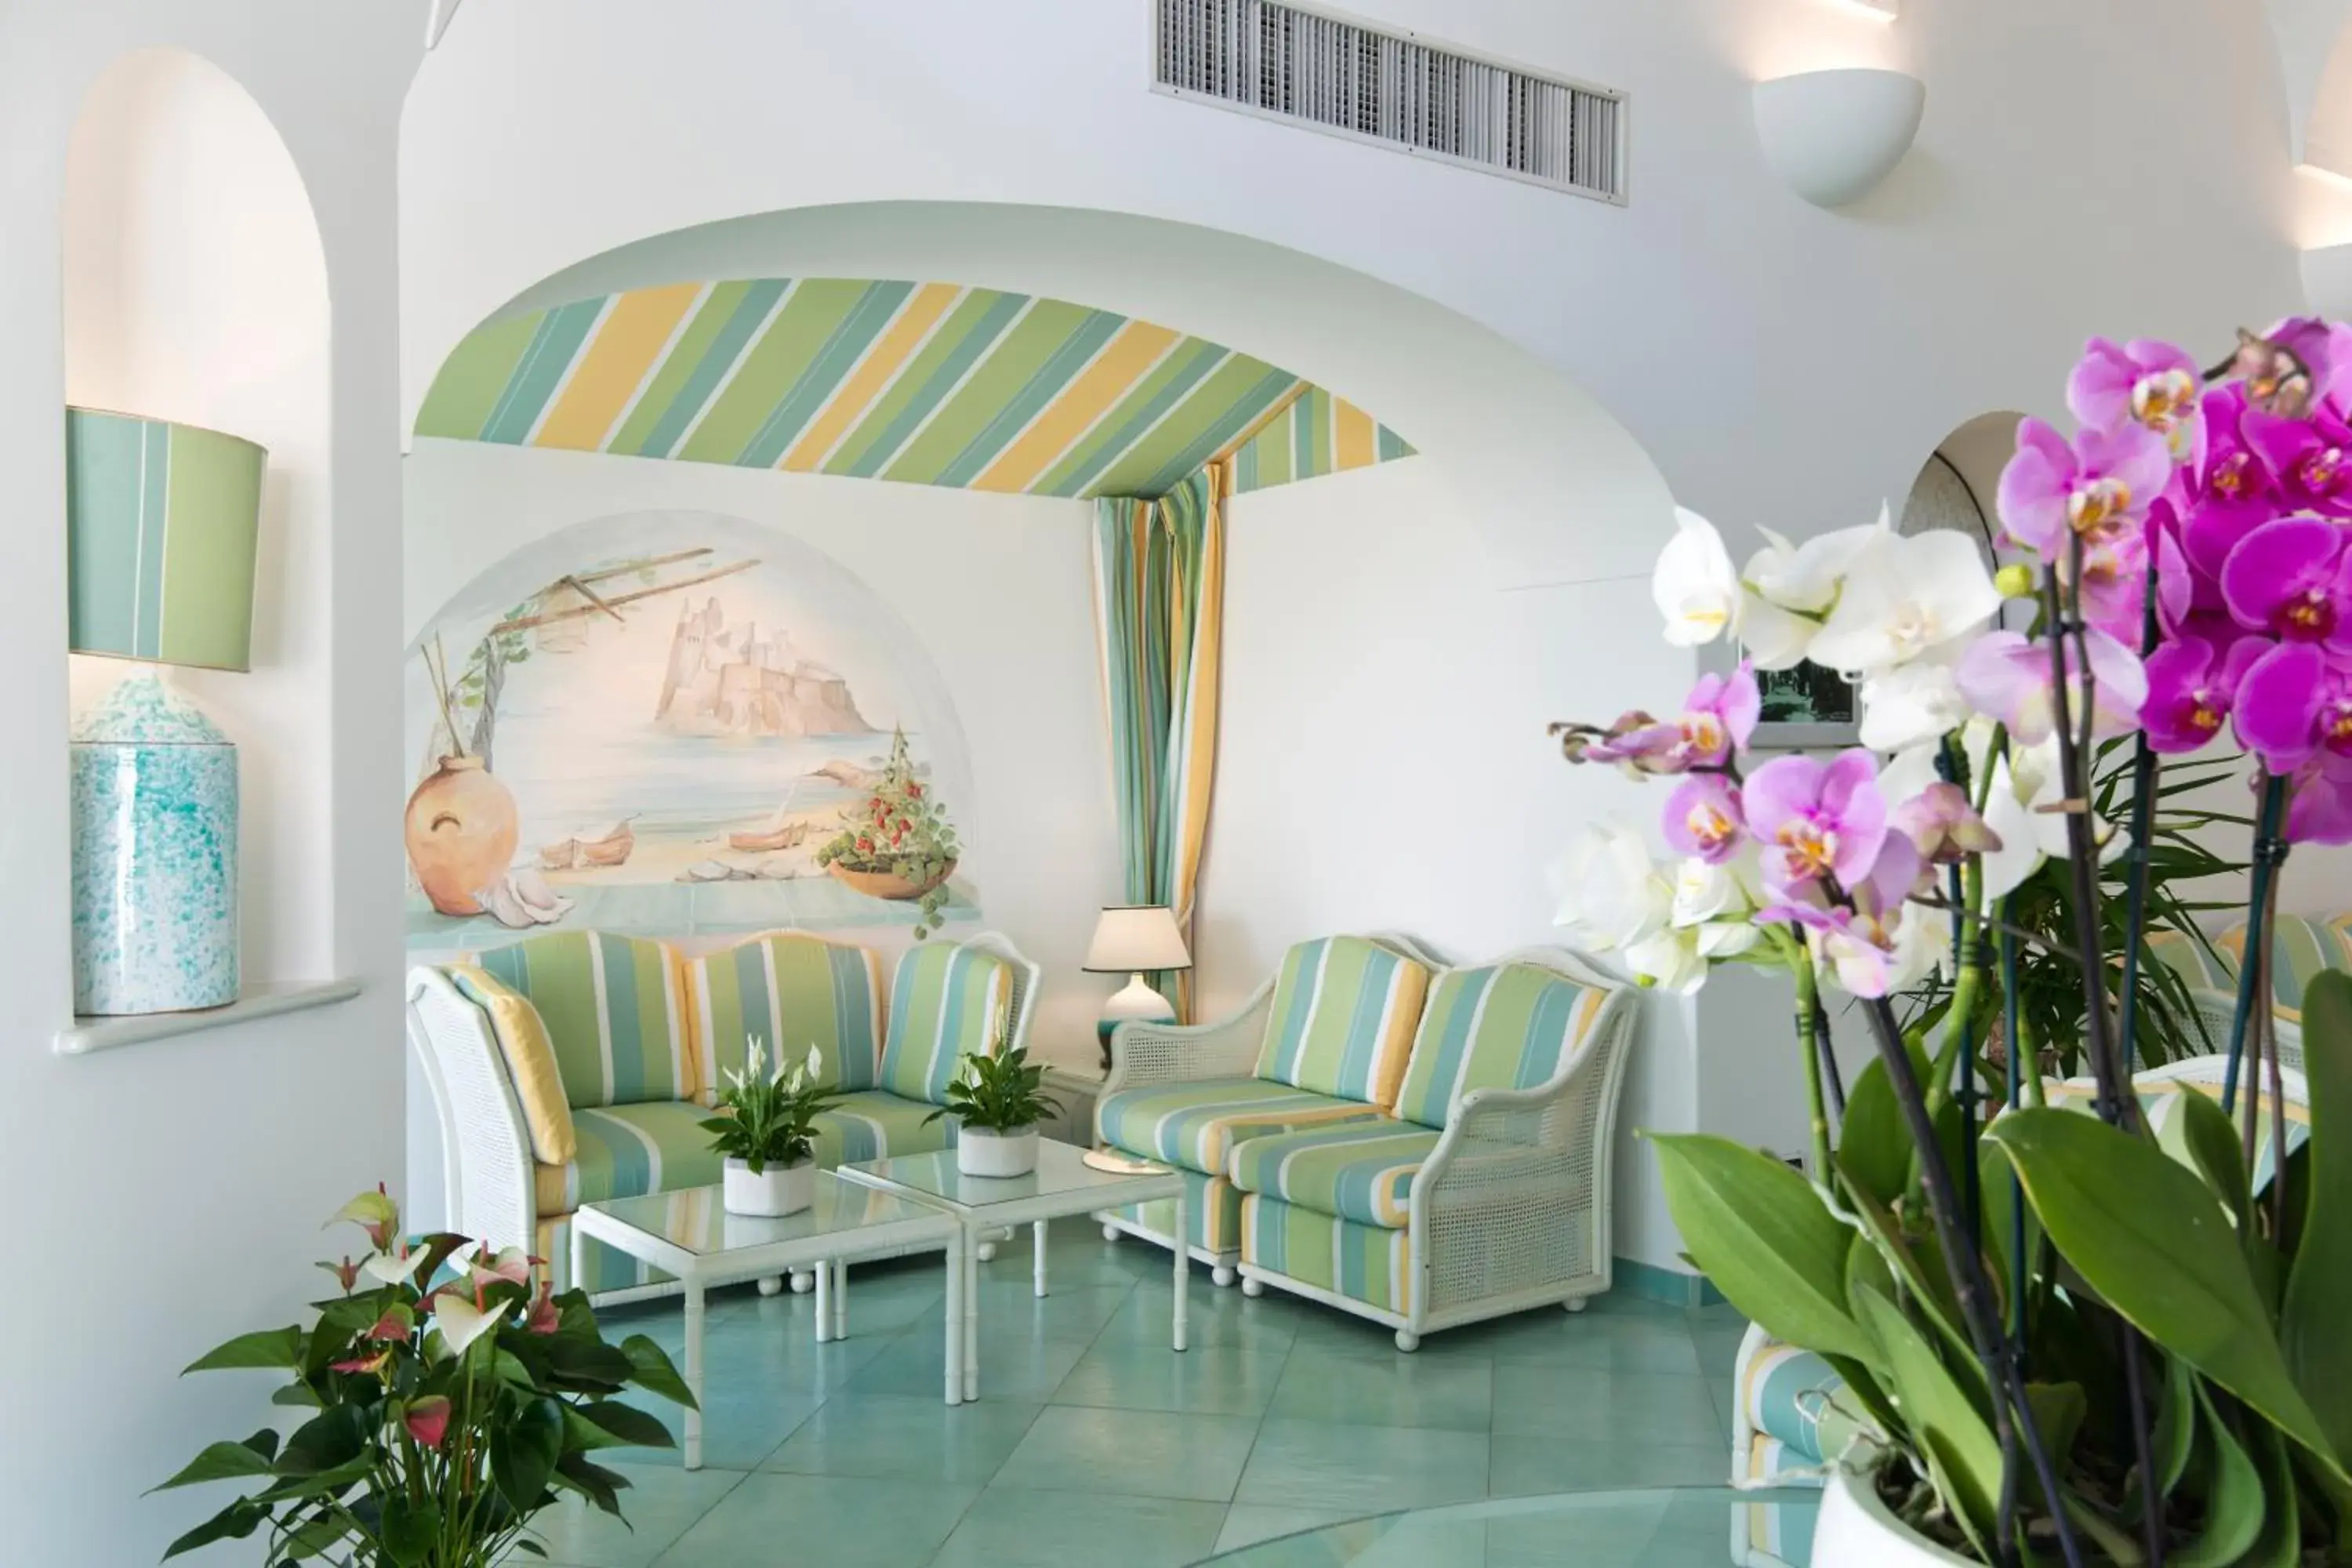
[154,1187,692,1566]
[1552,322,2352,1563]
[701,1038,837,1217]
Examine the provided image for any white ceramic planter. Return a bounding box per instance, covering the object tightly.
[1816,1446,1978,1566]
[956,1125,1040,1178]
[722,1156,815,1217]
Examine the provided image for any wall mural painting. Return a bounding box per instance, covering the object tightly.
[403,510,977,951]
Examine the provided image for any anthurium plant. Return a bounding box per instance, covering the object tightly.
[1550,321,2352,1562]
[815,726,960,938]
[701,1037,839,1171]
[925,1042,1060,1134]
[154,1188,694,1566]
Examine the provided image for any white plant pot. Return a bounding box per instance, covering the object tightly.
[723,1156,815,1217]
[956,1125,1040,1178]
[1816,1445,1978,1566]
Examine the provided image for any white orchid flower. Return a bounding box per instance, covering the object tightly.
[1551,821,1674,953]
[1653,508,1742,648]
[1735,590,1820,672]
[1857,653,1972,753]
[1806,520,2003,674]
[1745,524,1876,615]
[428,1290,507,1359]
[1668,856,1763,959]
[1624,924,1712,993]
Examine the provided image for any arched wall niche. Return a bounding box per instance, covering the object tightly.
[62,45,334,988]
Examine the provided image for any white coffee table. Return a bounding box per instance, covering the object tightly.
[571,1175,964,1465]
[837,1138,1188,1402]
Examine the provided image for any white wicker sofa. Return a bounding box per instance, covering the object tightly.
[407,926,1037,1305]
[1094,935,1637,1350]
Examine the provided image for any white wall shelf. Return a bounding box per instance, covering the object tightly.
[54,978,362,1057]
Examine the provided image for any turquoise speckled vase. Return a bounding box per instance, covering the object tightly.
[70,673,239,1014]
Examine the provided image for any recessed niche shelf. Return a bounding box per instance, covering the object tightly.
[54,978,361,1057]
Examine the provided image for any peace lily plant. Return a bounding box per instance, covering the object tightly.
[1552,321,2352,1563]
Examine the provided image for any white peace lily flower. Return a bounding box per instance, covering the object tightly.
[1652,508,1742,648]
[1857,653,1971,753]
[805,1045,824,1083]
[1551,821,1673,953]
[1806,521,2003,674]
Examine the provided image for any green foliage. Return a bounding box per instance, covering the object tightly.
[157,1191,691,1567]
[815,728,962,938]
[924,1042,1061,1134]
[699,1037,840,1172]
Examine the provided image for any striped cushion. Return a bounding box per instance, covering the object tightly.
[808,1090,956,1169]
[445,964,577,1164]
[1251,937,1432,1111]
[1390,960,1610,1130]
[1109,1167,1244,1259]
[474,931,694,1109]
[2216,914,2352,1022]
[2039,1076,2310,1193]
[539,1213,660,1298]
[1731,1478,1819,1568]
[1228,1118,1440,1228]
[878,941,1010,1105]
[534,1100,724,1215]
[1240,1193,1414,1316]
[1739,1339,1848,1467]
[684,931,884,1102]
[2146,927,2237,992]
[1096,1076,1383,1177]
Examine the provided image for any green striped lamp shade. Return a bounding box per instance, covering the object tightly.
[66,407,264,671]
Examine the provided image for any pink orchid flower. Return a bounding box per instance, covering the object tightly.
[1955,628,2147,744]
[2141,634,2263,755]
[404,1396,452,1450]
[2288,750,2352,844]
[2241,406,2352,517]
[1761,837,1933,999]
[2220,514,2352,656]
[1744,750,1889,897]
[1556,710,1683,775]
[2230,641,2352,775]
[1998,416,2172,556]
[1892,782,2002,866]
[1662,775,1745,865]
[2068,337,2204,461]
[1673,663,1761,768]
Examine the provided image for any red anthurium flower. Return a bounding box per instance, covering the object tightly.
[524,1279,561,1336]
[330,1350,390,1376]
[320,1256,362,1294]
[365,1305,414,1343]
[404,1396,452,1450]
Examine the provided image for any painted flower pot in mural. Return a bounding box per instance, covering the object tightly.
[405,755,520,916]
[956,1126,1040,1179]
[723,1156,815,1218]
[829,858,957,902]
[1815,1446,1976,1567]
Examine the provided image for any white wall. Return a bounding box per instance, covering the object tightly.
[0,5,414,1563]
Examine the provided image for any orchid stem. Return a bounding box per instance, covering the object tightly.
[2222,775,2289,1116]
[2115,550,2164,1083]
[1793,957,1835,1182]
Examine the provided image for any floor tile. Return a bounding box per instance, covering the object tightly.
[1050,1338,1293,1417]
[1478,1312,1704,1376]
[991,1404,1261,1501]
[761,1393,1042,1485]
[626,1384,821,1471]
[1212,1503,1371,1554]
[650,1472,977,1567]
[517,1461,748,1568]
[928,1485,1228,1568]
[1266,1345,1493,1431]
[1690,1326,1749,1386]
[1235,1417,1488,1512]
[906,1279,1138,1342]
[1108,1279,1309,1352]
[1487,1435,1730,1496]
[840,1324,1093,1404]
[1490,1366,1724,1447]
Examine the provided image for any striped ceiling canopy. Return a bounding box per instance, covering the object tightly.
[415,278,1412,500]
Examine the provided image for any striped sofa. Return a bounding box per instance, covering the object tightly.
[406,927,1036,1303]
[1095,937,1637,1350]
[2151,912,2352,1075]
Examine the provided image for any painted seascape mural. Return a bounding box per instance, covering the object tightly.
[403,509,978,950]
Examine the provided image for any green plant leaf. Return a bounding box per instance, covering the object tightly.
[2245,1420,2303,1568]
[378,1492,441,1567]
[2023,1381,2085,1478]
[552,1450,630,1516]
[252,1453,373,1505]
[575,1399,676,1450]
[183,1326,303,1374]
[1836,1174,1972,1373]
[1977,1138,2043,1318]
[619,1334,698,1410]
[270,1382,323,1409]
[161,1498,269,1559]
[2147,1354,2195,1504]
[492,1396,565,1512]
[277,1403,368,1478]
[1852,1284,2000,1558]
[1987,1108,2342,1477]
[1645,1133,1873,1367]
[150,1430,280,1492]
[2281,968,2352,1462]
[1837,1055,1911,1209]
[2165,1085,2251,1221]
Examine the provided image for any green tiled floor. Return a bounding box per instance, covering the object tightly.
[521,1218,1754,1567]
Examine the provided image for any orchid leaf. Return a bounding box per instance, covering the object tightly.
[2023,1381,2086,1478]
[1646,1133,1873,1367]
[1835,1053,1915,1207]
[2281,969,2352,1463]
[1987,1109,2343,1479]
[1853,1283,2001,1558]
[2167,1085,2251,1222]
[2146,1354,2195,1504]
[183,1326,302,1374]
[619,1334,698,1410]
[1837,1171,1973,1373]
[149,1431,278,1492]
[2245,1421,2303,1568]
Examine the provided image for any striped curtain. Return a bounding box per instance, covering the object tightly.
[1092,464,1229,1020]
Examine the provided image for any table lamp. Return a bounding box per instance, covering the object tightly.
[66,407,264,1015]
[1083,906,1192,1070]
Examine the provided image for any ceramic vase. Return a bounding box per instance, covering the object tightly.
[957,1126,1040,1178]
[723,1156,815,1218]
[71,674,238,1014]
[405,754,519,916]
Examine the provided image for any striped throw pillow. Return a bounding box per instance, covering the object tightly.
[877,942,1011,1106]
[1251,935,1431,1112]
[1389,960,1610,1130]
[473,931,693,1109]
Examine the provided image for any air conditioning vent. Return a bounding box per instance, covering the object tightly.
[1152,0,1627,203]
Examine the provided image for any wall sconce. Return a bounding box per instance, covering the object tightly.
[1753,68,1926,209]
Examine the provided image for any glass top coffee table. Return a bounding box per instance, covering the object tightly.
[570,1174,963,1467]
[837,1138,1189,1401]
[1200,1486,1823,1566]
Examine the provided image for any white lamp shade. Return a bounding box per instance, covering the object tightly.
[1752,68,1926,209]
[1084,906,1192,973]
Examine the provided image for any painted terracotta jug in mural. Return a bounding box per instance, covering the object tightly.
[405,754,519,916]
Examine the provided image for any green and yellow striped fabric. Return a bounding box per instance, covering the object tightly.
[2145,927,2236,993]
[1228,385,1414,495]
[1241,1193,1414,1316]
[534,1101,724,1215]
[475,931,694,1109]
[1109,1168,1243,1258]
[2215,914,2352,1022]
[414,279,1411,503]
[684,931,884,1102]
[808,1090,956,1169]
[2040,1076,2310,1194]
[1096,1076,1384,1176]
[1390,961,1610,1131]
[877,941,1010,1105]
[1252,936,1432,1112]
[1228,1118,1439,1229]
